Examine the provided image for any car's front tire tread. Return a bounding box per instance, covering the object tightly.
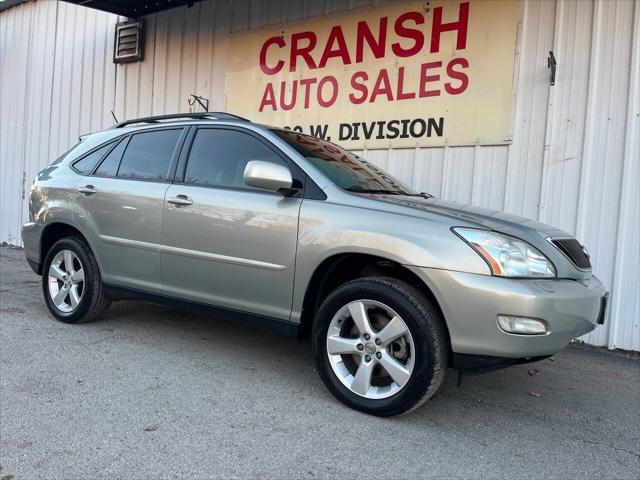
[312,276,449,416]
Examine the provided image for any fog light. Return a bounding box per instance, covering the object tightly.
[497,315,548,335]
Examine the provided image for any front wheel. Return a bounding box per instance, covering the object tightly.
[42,237,110,324]
[312,277,448,416]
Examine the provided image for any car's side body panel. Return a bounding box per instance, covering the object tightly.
[161,184,302,320]
[77,176,170,293]
[290,195,491,323]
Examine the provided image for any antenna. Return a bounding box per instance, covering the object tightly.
[110,110,119,124]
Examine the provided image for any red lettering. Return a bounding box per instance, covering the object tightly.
[317,76,338,107]
[290,31,317,72]
[299,77,317,108]
[319,26,352,68]
[431,2,469,53]
[259,83,277,111]
[419,61,442,97]
[259,36,285,75]
[392,12,425,58]
[370,69,393,102]
[445,58,469,94]
[349,71,368,104]
[279,80,297,110]
[355,17,387,63]
[396,66,415,100]
[295,134,317,145]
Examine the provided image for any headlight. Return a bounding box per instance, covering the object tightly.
[453,228,556,278]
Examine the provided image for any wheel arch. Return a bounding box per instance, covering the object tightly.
[39,222,100,275]
[298,252,452,360]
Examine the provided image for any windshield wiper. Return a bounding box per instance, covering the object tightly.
[346,187,434,198]
[410,192,434,199]
[346,187,405,195]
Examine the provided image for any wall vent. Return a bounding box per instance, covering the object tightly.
[113,20,144,64]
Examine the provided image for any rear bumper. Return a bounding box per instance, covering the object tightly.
[410,267,608,359]
[22,222,43,275]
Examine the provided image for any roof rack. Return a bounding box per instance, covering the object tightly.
[113,112,249,129]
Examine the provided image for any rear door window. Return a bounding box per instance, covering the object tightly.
[73,143,113,174]
[117,129,182,181]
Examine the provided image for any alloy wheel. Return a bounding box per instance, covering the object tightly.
[47,249,85,313]
[326,299,415,399]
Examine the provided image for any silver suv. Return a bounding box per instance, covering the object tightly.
[23,112,608,416]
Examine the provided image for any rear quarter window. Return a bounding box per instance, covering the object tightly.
[72,143,114,174]
[94,138,128,177]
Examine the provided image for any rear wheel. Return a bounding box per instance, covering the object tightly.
[312,277,448,416]
[42,237,110,324]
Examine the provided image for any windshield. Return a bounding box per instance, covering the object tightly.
[271,129,418,195]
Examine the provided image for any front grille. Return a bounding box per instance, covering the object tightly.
[551,238,592,269]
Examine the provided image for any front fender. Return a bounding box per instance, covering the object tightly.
[290,200,489,322]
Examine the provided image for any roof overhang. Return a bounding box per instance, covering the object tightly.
[62,0,202,18]
[0,0,31,12]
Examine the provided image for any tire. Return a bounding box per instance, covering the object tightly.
[42,236,110,324]
[312,277,448,416]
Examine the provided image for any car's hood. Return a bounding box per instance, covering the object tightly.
[367,195,570,240]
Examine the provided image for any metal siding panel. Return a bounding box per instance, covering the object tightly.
[181,5,200,108]
[577,0,635,347]
[504,0,555,219]
[264,0,287,26]
[471,146,509,210]
[164,8,186,114]
[412,148,444,198]
[151,10,169,114]
[211,1,230,111]
[0,4,30,244]
[196,1,216,108]
[20,1,59,241]
[441,147,474,204]
[304,0,327,18]
[538,0,593,234]
[364,148,390,170]
[230,0,250,33]
[608,0,639,351]
[385,148,416,185]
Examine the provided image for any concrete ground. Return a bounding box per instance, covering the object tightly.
[1,246,639,480]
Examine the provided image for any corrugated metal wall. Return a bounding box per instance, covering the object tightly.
[0,0,638,351]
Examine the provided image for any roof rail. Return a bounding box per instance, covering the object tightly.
[113,112,249,128]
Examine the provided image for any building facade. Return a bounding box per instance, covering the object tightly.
[1,0,638,350]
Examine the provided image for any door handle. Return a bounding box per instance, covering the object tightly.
[167,195,193,206]
[78,185,97,195]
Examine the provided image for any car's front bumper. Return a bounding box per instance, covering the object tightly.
[409,267,608,359]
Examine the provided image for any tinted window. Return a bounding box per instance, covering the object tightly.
[94,138,128,177]
[271,129,415,194]
[185,129,286,189]
[117,129,182,180]
[73,143,113,174]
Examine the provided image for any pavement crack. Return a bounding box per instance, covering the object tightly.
[576,437,640,459]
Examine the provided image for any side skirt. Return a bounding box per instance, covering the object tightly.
[103,284,299,338]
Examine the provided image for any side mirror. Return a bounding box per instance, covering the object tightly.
[243,160,294,194]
